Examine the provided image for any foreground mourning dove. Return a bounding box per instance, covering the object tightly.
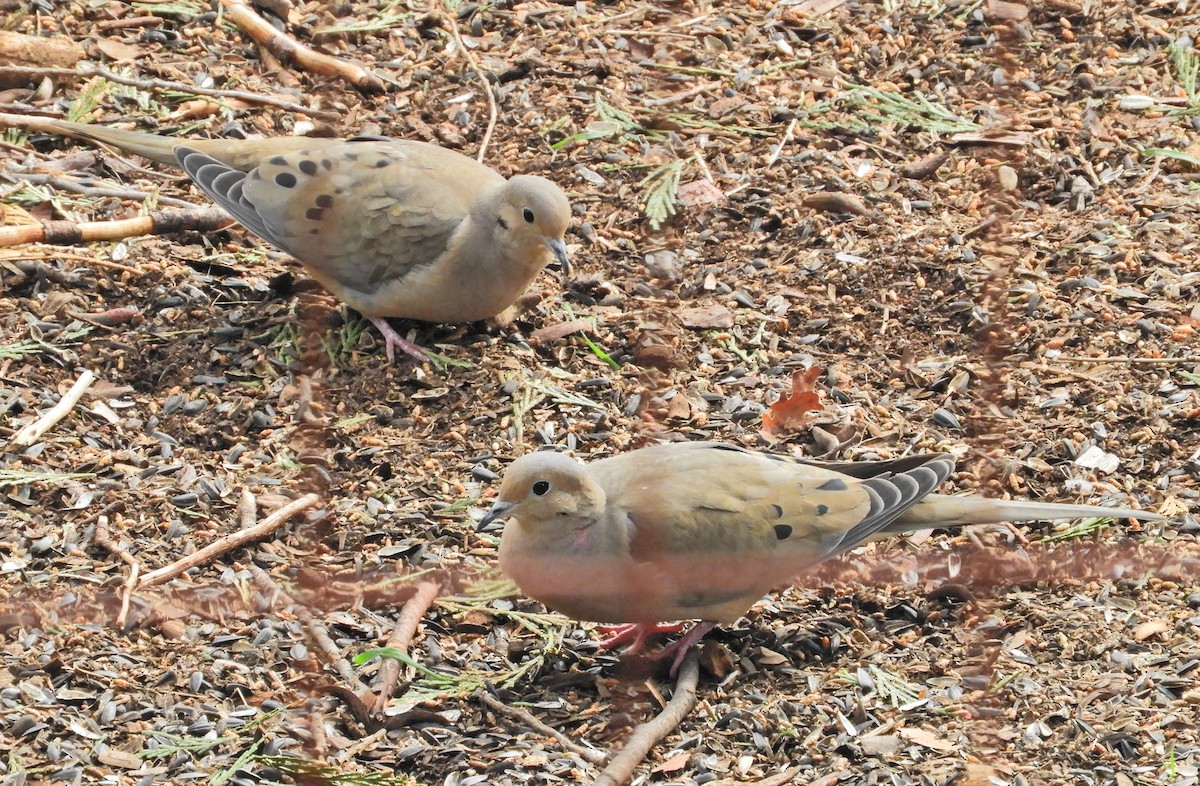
[6,115,571,362]
[478,441,1163,673]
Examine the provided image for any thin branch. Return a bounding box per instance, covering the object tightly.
[0,206,232,248]
[369,577,442,713]
[444,3,498,163]
[478,691,608,765]
[139,493,320,586]
[218,0,384,93]
[0,65,338,120]
[591,653,701,786]
[9,369,96,447]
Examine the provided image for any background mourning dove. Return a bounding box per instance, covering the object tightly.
[6,116,571,362]
[478,441,1164,673]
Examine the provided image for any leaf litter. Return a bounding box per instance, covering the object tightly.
[1,1,1199,785]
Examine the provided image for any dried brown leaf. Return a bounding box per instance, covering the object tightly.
[762,366,825,436]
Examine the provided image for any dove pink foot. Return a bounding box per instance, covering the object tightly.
[369,317,428,363]
[597,622,717,676]
[597,622,686,652]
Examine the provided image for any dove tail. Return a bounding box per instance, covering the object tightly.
[888,494,1163,532]
[0,112,180,165]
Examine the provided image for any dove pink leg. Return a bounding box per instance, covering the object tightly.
[653,621,718,676]
[369,317,428,363]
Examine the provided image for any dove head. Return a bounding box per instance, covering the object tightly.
[479,451,606,537]
[489,175,572,281]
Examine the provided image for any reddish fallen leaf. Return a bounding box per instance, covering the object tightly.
[761,366,825,436]
[652,751,690,774]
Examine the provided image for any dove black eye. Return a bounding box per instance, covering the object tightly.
[532,481,550,496]
[523,208,535,223]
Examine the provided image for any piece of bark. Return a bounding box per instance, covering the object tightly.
[0,30,84,88]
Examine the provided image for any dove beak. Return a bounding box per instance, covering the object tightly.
[549,238,570,284]
[477,500,515,531]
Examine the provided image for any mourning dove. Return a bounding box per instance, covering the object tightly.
[6,115,571,362]
[478,442,1163,673]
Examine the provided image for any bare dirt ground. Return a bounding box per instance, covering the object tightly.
[2,1,1199,784]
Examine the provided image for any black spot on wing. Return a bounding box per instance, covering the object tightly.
[774,524,793,540]
[298,159,317,176]
[816,504,829,516]
[771,504,784,518]
[817,478,847,491]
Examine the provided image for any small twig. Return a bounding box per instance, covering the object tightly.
[296,603,360,685]
[117,562,141,628]
[691,150,716,184]
[95,16,164,31]
[218,0,384,93]
[94,515,144,629]
[1131,157,1162,195]
[766,117,798,169]
[369,577,442,713]
[708,769,802,786]
[10,369,96,447]
[640,82,714,107]
[308,701,329,756]
[478,692,608,765]
[0,206,232,248]
[250,564,361,686]
[3,170,199,209]
[139,493,320,586]
[444,3,498,163]
[591,653,701,786]
[1054,355,1200,365]
[0,65,338,120]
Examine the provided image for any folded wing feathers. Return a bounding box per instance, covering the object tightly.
[830,457,955,554]
[177,147,276,245]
